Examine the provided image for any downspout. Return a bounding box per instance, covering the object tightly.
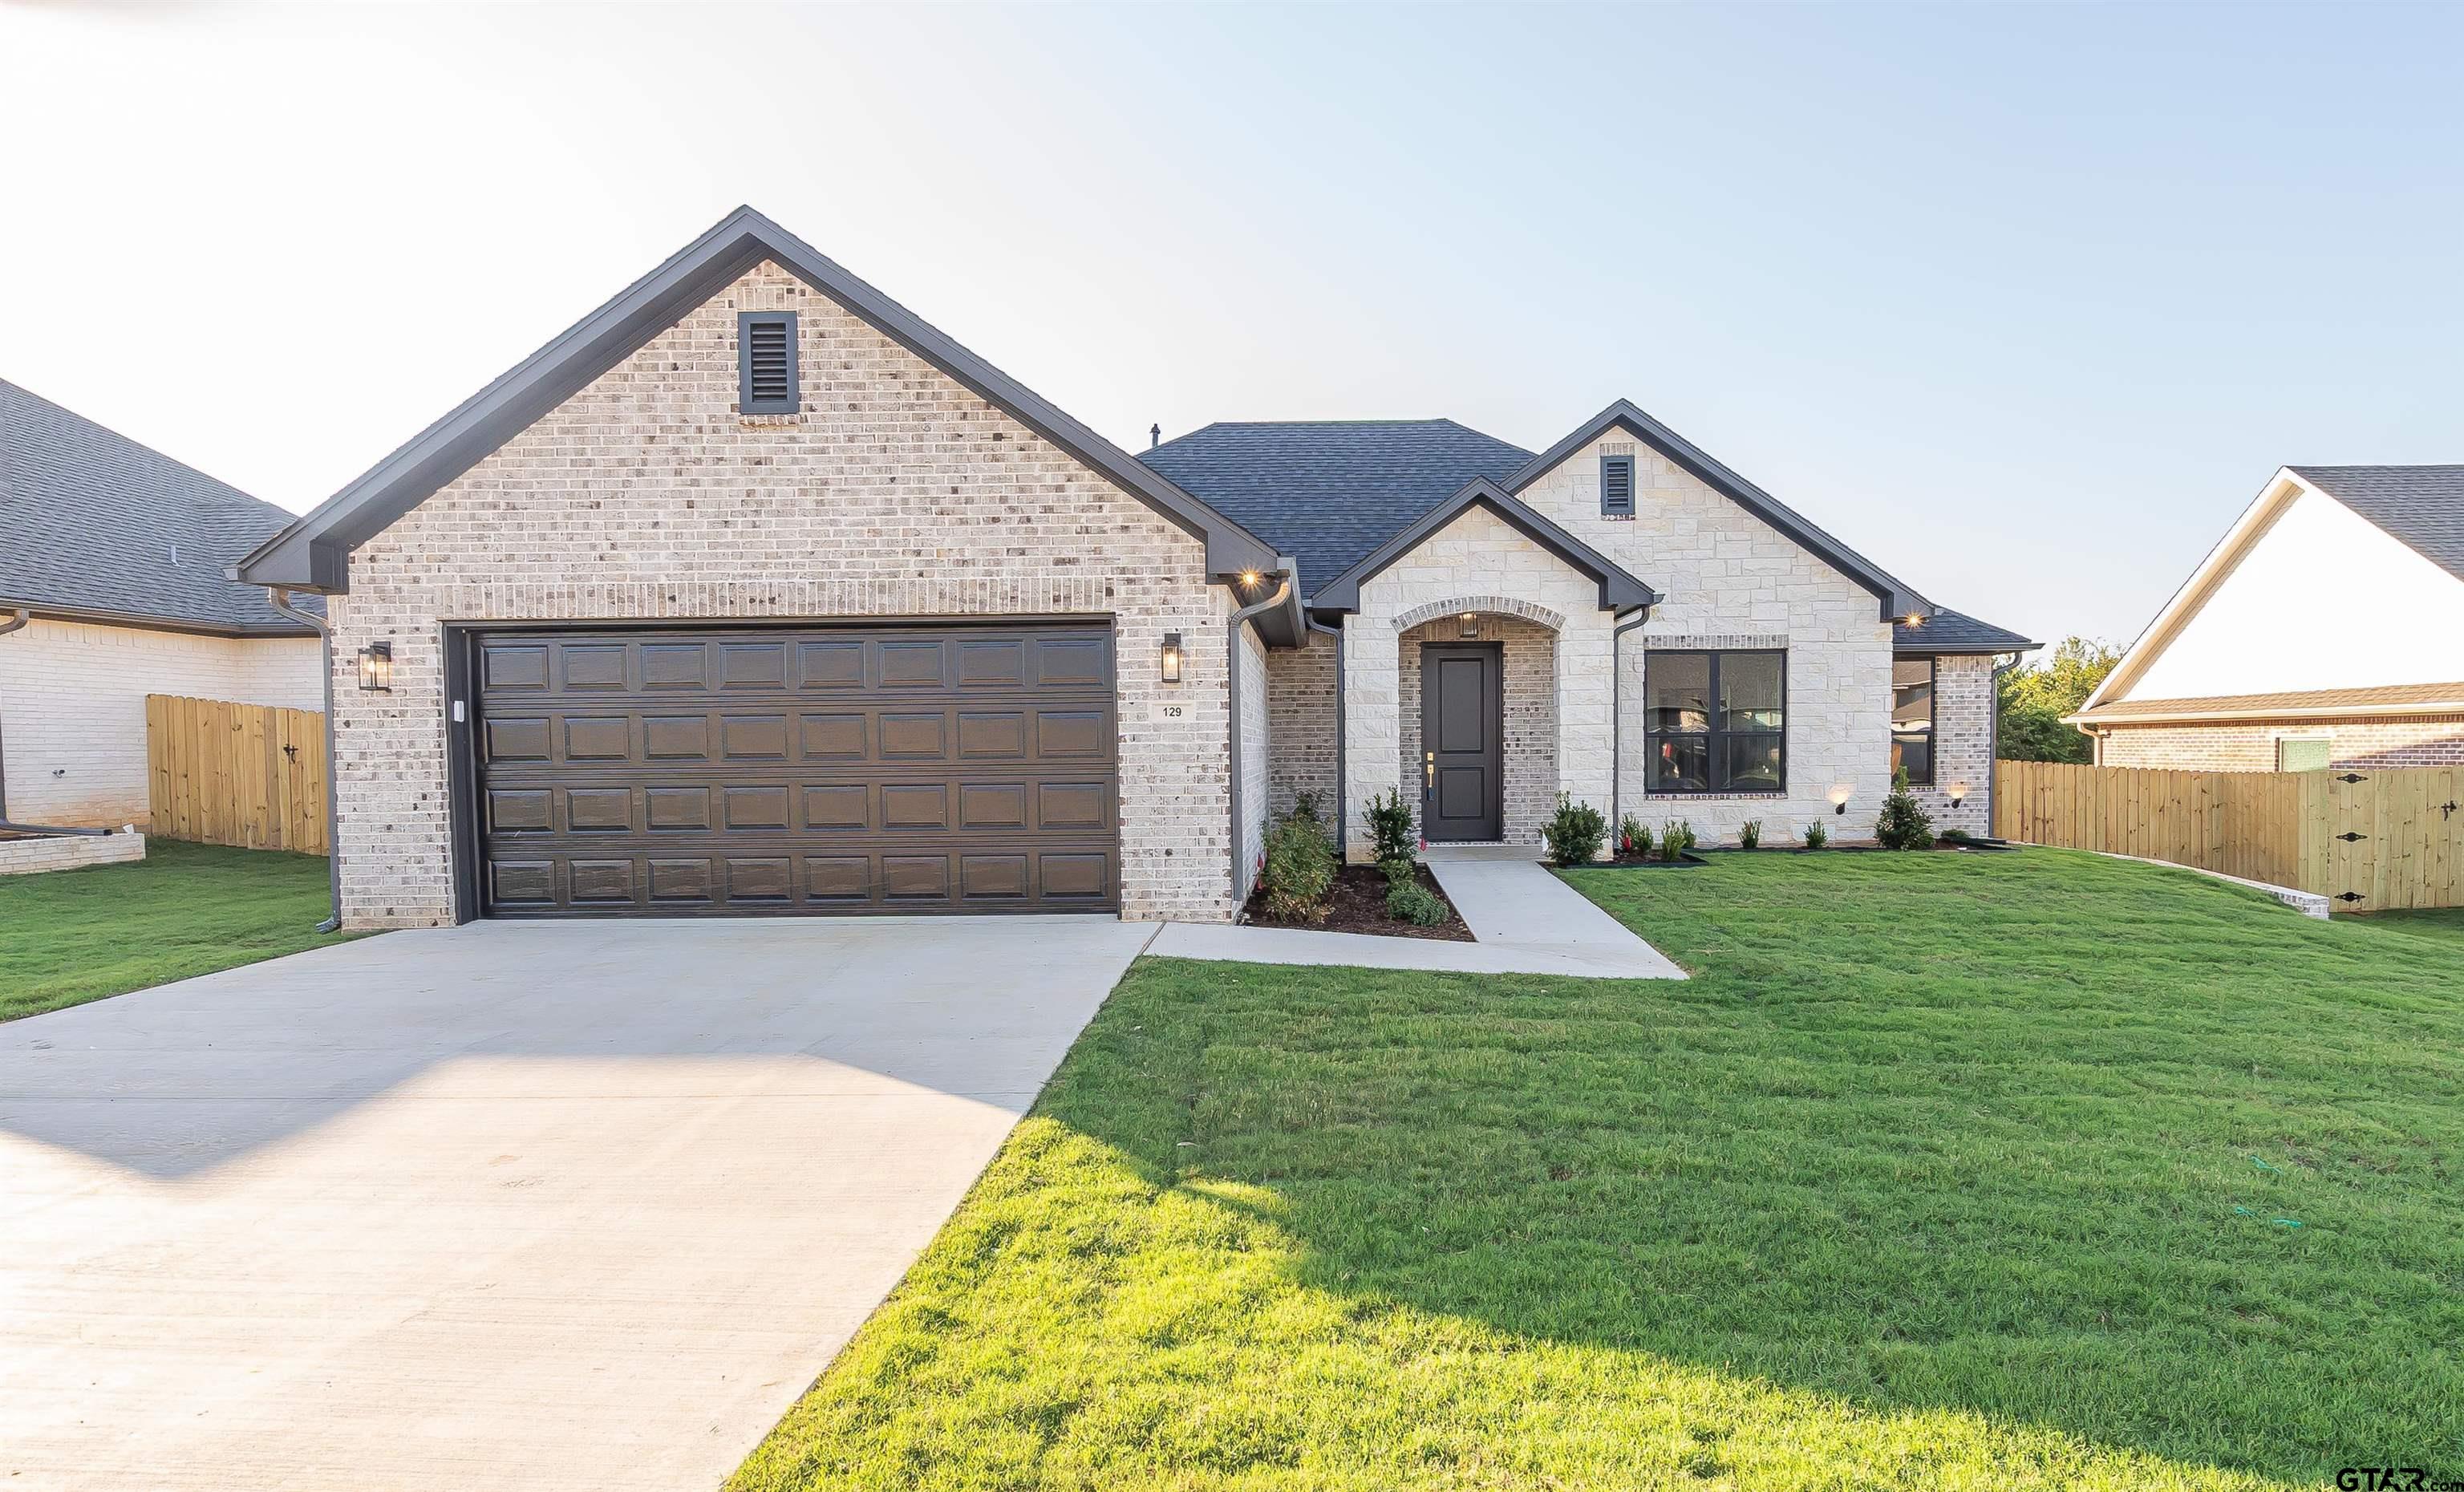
[1225,565,1296,905]
[266,587,343,934]
[1989,651,2020,832]
[1609,605,1654,839]
[1322,618,1347,862]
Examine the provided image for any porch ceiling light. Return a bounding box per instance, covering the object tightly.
[1160,632,1184,684]
[1238,570,1262,590]
[1459,610,1477,638]
[356,640,392,693]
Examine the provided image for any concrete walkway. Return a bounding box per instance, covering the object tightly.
[0,916,1152,1492]
[1149,845,1684,979]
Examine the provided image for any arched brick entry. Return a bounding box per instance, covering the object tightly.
[1392,595,1566,635]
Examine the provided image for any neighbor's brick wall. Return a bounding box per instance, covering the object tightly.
[326,259,1236,929]
[1518,436,1895,845]
[0,618,320,828]
[1263,629,1337,823]
[1913,652,1994,835]
[2097,716,2464,772]
[1396,614,1558,845]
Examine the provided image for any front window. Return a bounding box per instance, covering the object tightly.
[1891,656,1935,785]
[1647,650,1785,794]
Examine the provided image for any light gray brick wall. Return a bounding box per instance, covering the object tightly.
[1263,629,1338,824]
[2098,717,2464,772]
[1911,652,1995,835]
[326,260,1237,929]
[0,830,147,876]
[1396,613,1557,845]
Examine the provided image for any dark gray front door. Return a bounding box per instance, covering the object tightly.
[1420,643,1502,842]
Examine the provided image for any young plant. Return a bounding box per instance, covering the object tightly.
[1738,818,1763,850]
[1379,855,1416,888]
[1876,765,1936,851]
[1618,813,1649,859]
[1290,790,1324,828]
[1260,805,1337,921]
[1366,788,1416,866]
[1802,818,1829,850]
[1659,820,1687,862]
[1385,880,1449,926]
[1542,794,1608,867]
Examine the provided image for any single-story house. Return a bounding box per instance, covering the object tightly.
[2071,465,2464,771]
[231,206,2032,928]
[1,379,322,829]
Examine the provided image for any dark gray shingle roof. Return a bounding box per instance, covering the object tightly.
[2288,464,2464,585]
[0,379,313,635]
[1140,420,1533,593]
[1893,607,2036,655]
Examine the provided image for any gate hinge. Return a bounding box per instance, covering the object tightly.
[2336,891,2365,903]
[2335,772,2367,784]
[2335,831,2368,842]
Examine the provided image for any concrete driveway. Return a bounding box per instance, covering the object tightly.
[0,916,1155,1491]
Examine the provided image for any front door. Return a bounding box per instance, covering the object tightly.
[1420,643,1502,841]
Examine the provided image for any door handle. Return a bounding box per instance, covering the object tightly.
[1424,750,1434,793]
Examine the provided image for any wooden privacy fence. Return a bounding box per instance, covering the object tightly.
[1994,759,2464,910]
[145,694,330,854]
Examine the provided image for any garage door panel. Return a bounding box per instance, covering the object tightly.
[474,623,1116,916]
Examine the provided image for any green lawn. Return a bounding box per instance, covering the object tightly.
[2347,906,2464,951]
[734,849,2463,1491]
[0,838,353,1022]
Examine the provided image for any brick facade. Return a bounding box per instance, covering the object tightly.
[0,617,319,828]
[1263,630,1338,824]
[1910,651,1995,836]
[1396,613,1558,845]
[1235,618,1269,898]
[0,829,148,876]
[2097,716,2464,772]
[325,261,1238,930]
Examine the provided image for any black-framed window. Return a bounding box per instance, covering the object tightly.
[738,310,799,415]
[1891,655,1935,785]
[1646,650,1785,794]
[1601,454,1635,517]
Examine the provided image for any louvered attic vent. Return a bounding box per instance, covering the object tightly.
[738,311,799,415]
[1600,454,1635,517]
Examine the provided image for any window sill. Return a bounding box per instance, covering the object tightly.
[1643,790,1789,801]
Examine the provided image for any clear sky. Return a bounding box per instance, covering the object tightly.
[3,2,2457,647]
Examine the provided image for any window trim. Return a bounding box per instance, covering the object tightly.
[1600,454,1636,517]
[1643,648,1788,797]
[737,310,800,416]
[1891,654,1936,787]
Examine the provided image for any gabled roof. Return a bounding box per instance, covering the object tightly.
[2,379,316,636]
[2284,465,2464,585]
[233,206,1279,593]
[1506,399,1930,622]
[1139,420,1533,596]
[1893,607,2036,655]
[1307,478,1660,614]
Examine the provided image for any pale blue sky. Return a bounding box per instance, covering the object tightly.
[2,2,2456,647]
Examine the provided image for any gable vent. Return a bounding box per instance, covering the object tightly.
[1600,454,1635,517]
[738,311,799,415]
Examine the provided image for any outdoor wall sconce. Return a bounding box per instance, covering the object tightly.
[1159,632,1183,683]
[1946,781,1971,810]
[1830,785,1852,816]
[356,641,393,693]
[1458,611,1478,638]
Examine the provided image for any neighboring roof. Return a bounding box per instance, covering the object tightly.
[1505,400,1930,622]
[2284,465,2464,585]
[2070,679,2464,726]
[1,379,315,636]
[1140,420,1533,595]
[233,206,1279,593]
[1307,479,1661,614]
[1893,607,2036,655]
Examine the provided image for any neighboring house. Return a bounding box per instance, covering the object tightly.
[0,380,322,829]
[232,206,2032,929]
[2072,466,2464,771]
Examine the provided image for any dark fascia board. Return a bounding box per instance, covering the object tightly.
[1503,399,1931,623]
[233,206,1279,592]
[1894,639,2041,655]
[1309,479,1662,614]
[0,597,316,640]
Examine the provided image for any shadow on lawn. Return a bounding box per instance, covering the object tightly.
[1055,853,2464,1485]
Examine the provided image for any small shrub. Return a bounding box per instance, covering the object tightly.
[1260,806,1336,921]
[1939,825,1972,845]
[1366,788,1416,866]
[1617,813,1650,859]
[1658,819,1696,862]
[1876,765,1936,851]
[1802,819,1829,850]
[1290,790,1324,827]
[1385,880,1449,926]
[1542,794,1608,867]
[1738,818,1763,850]
[1378,855,1416,888]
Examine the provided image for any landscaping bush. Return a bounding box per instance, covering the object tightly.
[1366,788,1416,865]
[1876,765,1935,851]
[1802,819,1829,849]
[1291,789,1325,827]
[1378,855,1415,889]
[1384,879,1449,926]
[1738,818,1763,850]
[1259,806,1337,921]
[1659,818,1696,862]
[1939,825,1972,845]
[1542,794,1607,867]
[1617,813,1650,859]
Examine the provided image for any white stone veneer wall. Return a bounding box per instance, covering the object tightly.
[0,618,320,828]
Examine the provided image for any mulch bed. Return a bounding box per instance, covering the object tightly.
[1242,862,1475,942]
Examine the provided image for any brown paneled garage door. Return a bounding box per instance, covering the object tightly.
[469,622,1117,916]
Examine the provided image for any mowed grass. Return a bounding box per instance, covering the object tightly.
[0,838,352,1021]
[734,850,2464,1491]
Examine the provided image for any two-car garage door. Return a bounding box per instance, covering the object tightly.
[470,622,1117,916]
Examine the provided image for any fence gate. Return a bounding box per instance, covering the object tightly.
[145,694,330,854]
[2302,767,2464,911]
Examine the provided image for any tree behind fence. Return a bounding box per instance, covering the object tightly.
[1994,759,2463,910]
[145,694,329,855]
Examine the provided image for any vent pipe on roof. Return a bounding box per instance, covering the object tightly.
[1150,423,1161,449]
